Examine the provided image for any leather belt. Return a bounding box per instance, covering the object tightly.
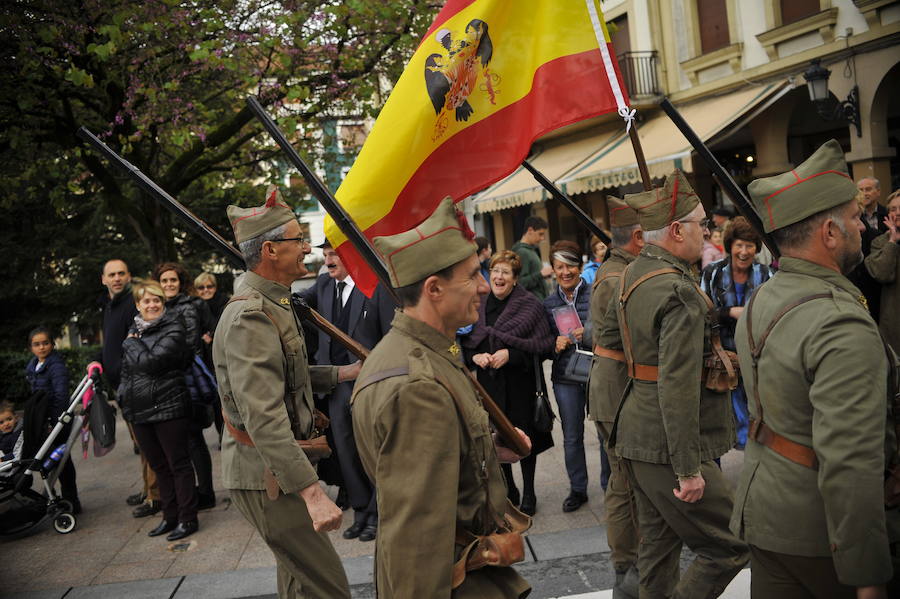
[593,345,659,382]
[749,418,818,470]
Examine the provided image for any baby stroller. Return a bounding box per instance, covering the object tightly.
[0,363,112,537]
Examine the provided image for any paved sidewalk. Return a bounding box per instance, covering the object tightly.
[1,381,748,599]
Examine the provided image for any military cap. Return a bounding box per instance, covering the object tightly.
[748,139,856,233]
[607,196,639,228]
[624,170,700,231]
[373,197,477,287]
[227,185,297,244]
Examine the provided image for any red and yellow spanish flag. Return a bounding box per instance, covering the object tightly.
[326,0,628,294]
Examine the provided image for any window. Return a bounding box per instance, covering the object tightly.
[781,0,820,26]
[610,15,630,56]
[697,0,729,54]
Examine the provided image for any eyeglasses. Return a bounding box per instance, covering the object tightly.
[490,268,514,276]
[196,284,216,290]
[679,217,710,230]
[270,236,308,245]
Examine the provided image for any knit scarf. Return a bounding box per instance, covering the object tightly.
[462,284,554,355]
[133,309,166,335]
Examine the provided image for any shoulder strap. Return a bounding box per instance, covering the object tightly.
[617,266,681,378]
[745,290,832,467]
[354,366,410,394]
[592,268,621,293]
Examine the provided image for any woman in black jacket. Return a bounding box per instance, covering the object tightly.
[542,240,598,514]
[120,279,198,541]
[154,262,216,510]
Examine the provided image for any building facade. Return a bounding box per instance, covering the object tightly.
[471,0,900,257]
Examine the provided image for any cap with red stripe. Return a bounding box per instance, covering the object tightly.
[373,197,477,288]
[226,185,297,244]
[748,139,857,233]
[624,170,700,231]
[607,196,639,228]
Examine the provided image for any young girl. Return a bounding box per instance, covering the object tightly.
[25,327,80,513]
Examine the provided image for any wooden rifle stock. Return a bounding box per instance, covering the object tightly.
[290,294,530,457]
[291,294,370,361]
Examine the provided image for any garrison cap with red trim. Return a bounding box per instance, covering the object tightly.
[748,139,857,233]
[624,170,700,231]
[607,196,639,228]
[226,185,297,244]
[373,196,477,288]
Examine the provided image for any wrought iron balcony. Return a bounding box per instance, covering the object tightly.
[617,51,662,99]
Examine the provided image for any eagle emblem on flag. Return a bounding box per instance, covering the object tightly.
[424,18,497,137]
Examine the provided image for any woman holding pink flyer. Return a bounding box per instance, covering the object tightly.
[543,240,599,513]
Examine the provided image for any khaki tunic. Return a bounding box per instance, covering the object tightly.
[351,311,530,598]
[588,248,635,423]
[730,257,893,586]
[865,231,900,352]
[597,244,734,476]
[213,271,339,493]
[213,271,348,599]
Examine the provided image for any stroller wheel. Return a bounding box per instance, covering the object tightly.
[58,499,74,513]
[53,513,76,534]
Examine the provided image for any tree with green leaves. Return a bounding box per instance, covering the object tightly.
[0,0,437,346]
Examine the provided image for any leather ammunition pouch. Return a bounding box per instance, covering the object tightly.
[703,348,739,392]
[451,500,531,589]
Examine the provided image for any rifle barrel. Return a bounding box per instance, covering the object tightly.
[657,100,779,258]
[76,127,246,269]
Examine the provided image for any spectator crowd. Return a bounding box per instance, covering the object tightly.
[5,152,899,598]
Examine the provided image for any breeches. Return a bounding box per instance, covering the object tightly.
[230,488,350,599]
[624,459,749,599]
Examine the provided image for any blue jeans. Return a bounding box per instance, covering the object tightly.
[553,381,595,494]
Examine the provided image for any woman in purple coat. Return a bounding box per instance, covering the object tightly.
[462,251,555,516]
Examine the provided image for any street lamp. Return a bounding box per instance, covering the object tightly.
[803,59,862,137]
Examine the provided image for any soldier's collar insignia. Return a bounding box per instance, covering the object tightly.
[448,343,460,357]
[858,295,869,311]
[279,297,290,305]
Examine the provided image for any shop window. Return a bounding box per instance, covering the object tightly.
[781,0,820,25]
[698,0,730,54]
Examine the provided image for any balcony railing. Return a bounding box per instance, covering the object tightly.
[617,51,661,98]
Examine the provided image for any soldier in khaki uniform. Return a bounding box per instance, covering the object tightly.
[213,187,358,599]
[588,197,643,597]
[351,198,532,598]
[597,171,750,598]
[731,139,897,598]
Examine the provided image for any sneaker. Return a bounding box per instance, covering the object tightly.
[133,500,161,518]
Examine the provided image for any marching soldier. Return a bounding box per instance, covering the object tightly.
[596,171,750,598]
[731,139,898,598]
[212,187,359,599]
[351,198,532,598]
[588,197,643,597]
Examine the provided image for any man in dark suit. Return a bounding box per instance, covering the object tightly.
[299,241,396,541]
[849,176,888,321]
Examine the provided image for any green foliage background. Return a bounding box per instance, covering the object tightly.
[0,0,438,347]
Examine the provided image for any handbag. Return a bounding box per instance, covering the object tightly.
[562,347,593,385]
[532,355,555,433]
